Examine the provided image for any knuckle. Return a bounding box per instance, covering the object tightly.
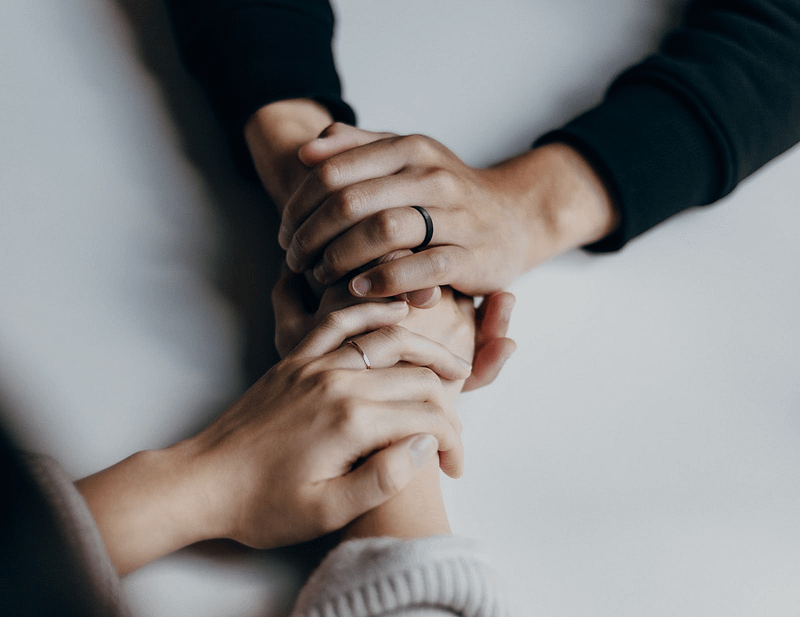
[414,365,440,388]
[316,159,345,189]
[403,134,435,160]
[375,324,407,349]
[319,310,346,334]
[375,465,402,498]
[426,167,458,197]
[322,244,347,275]
[371,209,404,244]
[334,187,367,221]
[424,250,453,279]
[312,369,344,398]
[292,228,313,256]
[293,361,318,384]
[336,399,368,438]
[325,122,349,136]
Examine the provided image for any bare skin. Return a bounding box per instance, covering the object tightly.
[77,302,468,575]
[279,123,619,300]
[246,100,517,391]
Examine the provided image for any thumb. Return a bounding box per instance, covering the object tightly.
[462,337,516,392]
[330,434,439,521]
[298,123,394,167]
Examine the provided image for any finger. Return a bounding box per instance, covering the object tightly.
[327,366,452,404]
[291,301,409,360]
[462,337,516,392]
[304,198,449,282]
[437,440,465,479]
[271,270,315,357]
[461,292,516,391]
[280,135,439,250]
[298,123,394,167]
[325,433,439,527]
[349,246,470,299]
[379,249,441,309]
[404,286,441,308]
[316,242,441,307]
[322,324,471,381]
[281,136,406,249]
[288,170,448,272]
[344,400,463,478]
[475,292,516,342]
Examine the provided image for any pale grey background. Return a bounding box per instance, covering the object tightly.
[1,1,799,615]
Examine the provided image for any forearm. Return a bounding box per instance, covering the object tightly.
[75,442,217,576]
[244,99,334,212]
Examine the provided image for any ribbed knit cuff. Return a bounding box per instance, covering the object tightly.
[537,80,722,252]
[291,535,513,617]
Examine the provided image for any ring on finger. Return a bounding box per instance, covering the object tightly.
[348,340,372,369]
[411,205,433,251]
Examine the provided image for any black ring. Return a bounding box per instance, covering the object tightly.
[411,205,434,251]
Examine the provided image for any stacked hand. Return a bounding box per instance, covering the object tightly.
[279,124,530,299]
[245,110,522,390]
[277,123,618,303]
[78,301,469,574]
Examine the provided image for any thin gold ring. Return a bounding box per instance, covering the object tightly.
[348,340,372,369]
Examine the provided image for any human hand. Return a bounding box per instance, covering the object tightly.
[189,301,469,550]
[245,102,390,213]
[77,302,469,574]
[272,267,515,391]
[278,124,619,299]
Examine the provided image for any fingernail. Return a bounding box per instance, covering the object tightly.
[457,357,472,372]
[387,300,408,310]
[313,259,332,284]
[408,434,438,470]
[406,287,435,307]
[351,275,371,296]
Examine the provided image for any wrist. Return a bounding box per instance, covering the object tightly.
[341,457,450,542]
[489,142,620,269]
[244,99,334,211]
[76,442,216,575]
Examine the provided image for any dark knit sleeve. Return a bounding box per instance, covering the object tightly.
[165,0,355,172]
[538,0,800,252]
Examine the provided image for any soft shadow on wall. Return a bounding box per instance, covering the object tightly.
[111,0,286,389]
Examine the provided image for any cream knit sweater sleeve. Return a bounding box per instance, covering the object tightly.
[29,454,513,616]
[291,535,514,617]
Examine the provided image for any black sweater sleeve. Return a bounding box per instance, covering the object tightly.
[538,0,800,252]
[164,0,355,170]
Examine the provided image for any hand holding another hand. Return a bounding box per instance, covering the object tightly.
[78,302,469,574]
[278,123,619,301]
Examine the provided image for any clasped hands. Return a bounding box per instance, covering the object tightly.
[80,108,622,577]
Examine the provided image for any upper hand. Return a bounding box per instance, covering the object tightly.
[279,124,619,301]
[278,124,533,299]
